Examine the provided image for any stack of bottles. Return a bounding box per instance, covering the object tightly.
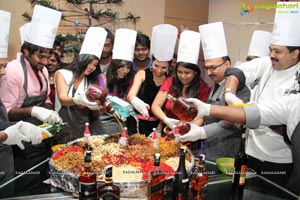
[79,123,212,199]
[79,150,120,200]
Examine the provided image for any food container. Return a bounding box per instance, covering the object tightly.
[49,135,194,198]
[216,157,235,175]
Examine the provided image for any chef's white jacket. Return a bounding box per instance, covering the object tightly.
[237,56,299,163]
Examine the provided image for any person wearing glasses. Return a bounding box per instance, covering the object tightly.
[182,2,300,187]
[188,22,250,161]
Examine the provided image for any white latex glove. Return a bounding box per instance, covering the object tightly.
[2,121,30,149]
[130,97,150,118]
[73,92,99,110]
[179,124,207,142]
[19,122,51,145]
[185,98,211,121]
[31,106,62,124]
[163,117,179,129]
[224,92,243,106]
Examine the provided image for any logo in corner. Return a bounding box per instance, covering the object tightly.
[240,2,254,16]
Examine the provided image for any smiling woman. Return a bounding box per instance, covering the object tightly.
[151,31,211,139]
[54,27,107,143]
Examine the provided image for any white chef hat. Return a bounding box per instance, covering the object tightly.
[248,30,272,57]
[26,5,62,48]
[199,22,228,60]
[80,27,107,59]
[150,24,178,61]
[19,23,31,45]
[271,2,300,47]
[177,30,201,65]
[0,10,11,58]
[112,28,137,62]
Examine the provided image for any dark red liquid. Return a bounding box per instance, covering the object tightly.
[86,84,107,105]
[172,97,198,122]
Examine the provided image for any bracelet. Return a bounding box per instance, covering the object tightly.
[224,88,236,95]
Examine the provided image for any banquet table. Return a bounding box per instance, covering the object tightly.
[0,158,298,200]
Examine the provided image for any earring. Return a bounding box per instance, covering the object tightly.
[150,67,153,71]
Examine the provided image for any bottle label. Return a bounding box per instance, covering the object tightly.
[239,165,247,185]
[182,178,189,183]
[98,192,120,200]
[79,182,96,198]
[150,179,165,195]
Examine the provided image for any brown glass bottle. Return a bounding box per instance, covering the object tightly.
[232,133,247,190]
[173,147,189,200]
[97,165,120,200]
[79,150,97,200]
[168,94,198,122]
[191,154,208,200]
[148,153,165,200]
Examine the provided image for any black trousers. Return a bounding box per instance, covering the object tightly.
[247,155,293,187]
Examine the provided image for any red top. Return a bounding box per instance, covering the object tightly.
[159,77,211,119]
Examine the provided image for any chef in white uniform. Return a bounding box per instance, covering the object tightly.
[181,1,300,187]
[246,30,272,62]
[245,30,272,99]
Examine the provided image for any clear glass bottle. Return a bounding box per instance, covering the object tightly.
[97,165,120,200]
[79,150,97,200]
[173,147,189,200]
[148,153,165,200]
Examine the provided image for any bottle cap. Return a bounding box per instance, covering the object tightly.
[84,150,92,162]
[154,153,161,166]
[180,146,186,153]
[152,128,157,140]
[122,127,127,138]
[84,122,90,136]
[105,165,113,178]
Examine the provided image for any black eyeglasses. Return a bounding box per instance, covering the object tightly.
[204,60,227,71]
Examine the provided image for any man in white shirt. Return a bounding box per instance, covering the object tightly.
[181,2,300,187]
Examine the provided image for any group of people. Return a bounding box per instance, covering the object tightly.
[1,1,300,197]
[177,2,300,195]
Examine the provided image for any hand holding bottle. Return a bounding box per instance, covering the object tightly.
[73,92,99,110]
[224,91,243,105]
[163,117,179,129]
[31,106,62,124]
[179,123,207,142]
[19,121,51,145]
[185,98,211,121]
[130,96,150,119]
[2,122,30,149]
